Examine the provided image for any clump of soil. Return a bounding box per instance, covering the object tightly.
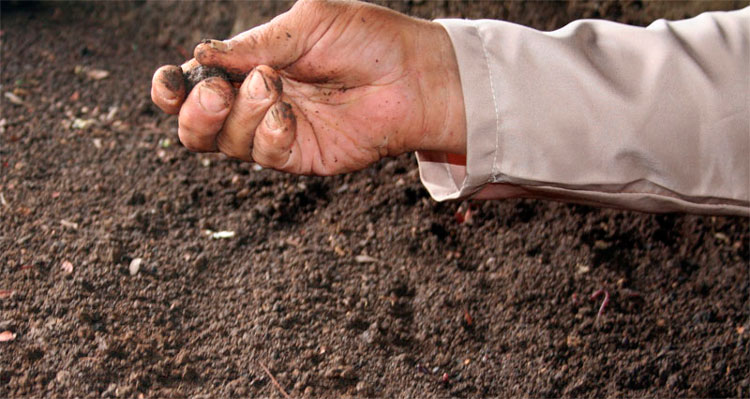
[1,1,748,399]
[184,65,231,94]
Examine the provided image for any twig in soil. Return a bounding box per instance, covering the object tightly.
[590,289,610,320]
[259,362,291,399]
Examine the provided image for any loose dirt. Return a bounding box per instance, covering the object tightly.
[1,1,748,398]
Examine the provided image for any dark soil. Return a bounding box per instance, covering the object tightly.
[2,1,748,398]
[184,66,241,96]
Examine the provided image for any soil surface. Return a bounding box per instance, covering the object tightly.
[1,1,749,398]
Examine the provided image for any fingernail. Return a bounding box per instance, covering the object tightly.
[156,84,178,102]
[246,70,269,100]
[160,66,184,92]
[265,104,282,131]
[204,39,229,52]
[198,84,227,113]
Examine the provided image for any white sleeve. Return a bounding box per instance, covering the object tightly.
[417,8,750,216]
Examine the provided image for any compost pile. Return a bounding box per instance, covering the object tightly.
[1,1,748,397]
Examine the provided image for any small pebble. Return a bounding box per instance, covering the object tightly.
[355,254,378,263]
[61,260,74,274]
[129,258,142,276]
[102,383,117,397]
[359,324,378,345]
[4,91,25,106]
[340,366,357,380]
[55,370,71,385]
[355,381,372,395]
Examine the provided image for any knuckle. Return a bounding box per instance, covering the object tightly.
[267,128,289,148]
[241,30,262,50]
[296,0,326,12]
[194,48,216,65]
[178,128,208,152]
[153,100,177,115]
[180,138,201,152]
[217,140,248,160]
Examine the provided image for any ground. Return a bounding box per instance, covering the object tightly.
[1,1,748,398]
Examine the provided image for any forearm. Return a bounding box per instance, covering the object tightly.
[419,8,750,215]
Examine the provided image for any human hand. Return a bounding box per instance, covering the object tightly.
[151,0,466,175]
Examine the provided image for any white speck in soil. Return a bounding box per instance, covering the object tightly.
[129,258,142,276]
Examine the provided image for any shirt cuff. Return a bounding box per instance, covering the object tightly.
[415,19,499,201]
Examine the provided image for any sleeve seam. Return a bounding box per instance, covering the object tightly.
[476,26,501,182]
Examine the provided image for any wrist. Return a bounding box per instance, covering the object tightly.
[409,21,467,155]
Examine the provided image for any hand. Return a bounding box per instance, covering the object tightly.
[151,0,466,175]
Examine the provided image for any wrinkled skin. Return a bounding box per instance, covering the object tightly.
[151,0,465,175]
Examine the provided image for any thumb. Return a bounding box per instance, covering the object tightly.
[194,4,308,73]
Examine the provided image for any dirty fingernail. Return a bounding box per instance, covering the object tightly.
[160,66,185,92]
[265,105,282,131]
[246,70,269,100]
[156,84,178,102]
[155,66,184,101]
[205,39,229,52]
[198,84,227,113]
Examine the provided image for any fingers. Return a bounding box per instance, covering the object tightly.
[252,101,298,171]
[216,65,282,161]
[177,77,235,152]
[151,59,201,114]
[194,33,298,74]
[153,57,297,169]
[151,65,186,114]
[181,59,200,74]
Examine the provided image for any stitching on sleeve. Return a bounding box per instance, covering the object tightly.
[477,26,501,181]
[440,153,459,194]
